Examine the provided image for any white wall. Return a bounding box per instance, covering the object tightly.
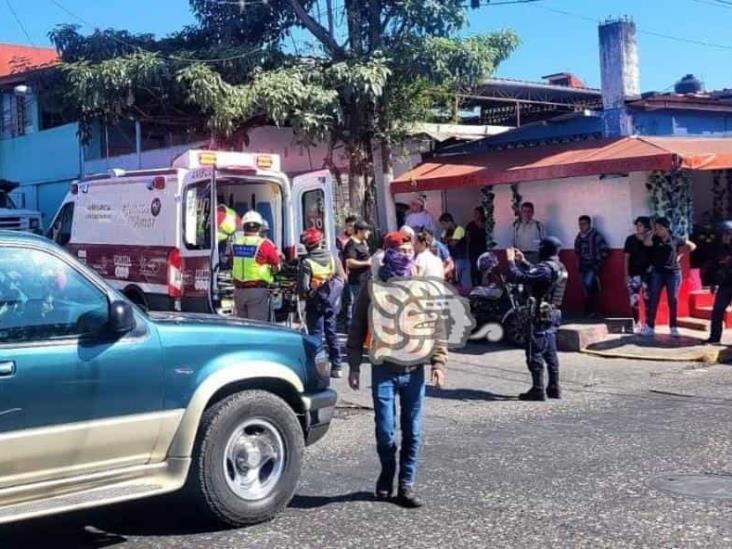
[397,173,640,249]
[84,126,432,180]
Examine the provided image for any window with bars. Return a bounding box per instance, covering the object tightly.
[14,96,27,137]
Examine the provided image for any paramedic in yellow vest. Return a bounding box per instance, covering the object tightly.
[217,204,239,268]
[297,228,346,378]
[229,211,281,321]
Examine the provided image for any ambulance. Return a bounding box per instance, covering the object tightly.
[48,150,336,314]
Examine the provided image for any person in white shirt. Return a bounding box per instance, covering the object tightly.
[404,195,439,235]
[512,202,546,264]
[414,231,445,279]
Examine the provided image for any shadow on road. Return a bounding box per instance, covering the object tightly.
[427,386,516,401]
[290,491,374,509]
[586,333,704,351]
[0,496,231,547]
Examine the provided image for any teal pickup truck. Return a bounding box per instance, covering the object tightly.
[0,231,336,526]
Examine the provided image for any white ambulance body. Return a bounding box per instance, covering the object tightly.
[49,150,336,314]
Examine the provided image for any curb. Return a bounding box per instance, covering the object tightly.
[580,348,722,364]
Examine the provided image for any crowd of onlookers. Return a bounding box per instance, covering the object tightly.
[335,194,732,343]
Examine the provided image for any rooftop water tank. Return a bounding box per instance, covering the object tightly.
[674,74,704,94]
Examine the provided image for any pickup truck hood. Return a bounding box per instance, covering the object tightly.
[148,311,297,334]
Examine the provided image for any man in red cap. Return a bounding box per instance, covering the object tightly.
[347,230,446,509]
[297,227,346,378]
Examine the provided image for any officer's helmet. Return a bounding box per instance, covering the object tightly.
[539,236,563,260]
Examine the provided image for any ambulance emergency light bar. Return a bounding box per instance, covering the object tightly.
[172,150,281,173]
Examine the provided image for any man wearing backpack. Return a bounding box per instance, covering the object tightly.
[298,228,346,378]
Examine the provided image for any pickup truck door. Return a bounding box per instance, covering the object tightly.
[292,171,337,254]
[0,244,167,489]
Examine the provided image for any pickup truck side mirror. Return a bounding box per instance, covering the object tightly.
[108,300,135,334]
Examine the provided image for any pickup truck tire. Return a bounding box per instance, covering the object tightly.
[187,390,304,526]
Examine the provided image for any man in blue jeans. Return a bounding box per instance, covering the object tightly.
[574,215,609,317]
[644,217,696,337]
[346,231,446,508]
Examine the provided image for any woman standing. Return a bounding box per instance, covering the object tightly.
[644,217,696,337]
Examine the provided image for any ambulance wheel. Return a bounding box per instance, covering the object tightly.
[124,288,149,311]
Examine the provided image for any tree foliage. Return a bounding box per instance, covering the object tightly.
[41,1,518,216]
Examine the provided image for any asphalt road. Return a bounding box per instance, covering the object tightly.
[3,344,732,548]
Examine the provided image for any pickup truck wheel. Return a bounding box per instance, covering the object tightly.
[188,390,304,526]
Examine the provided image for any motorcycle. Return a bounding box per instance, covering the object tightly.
[468,252,529,347]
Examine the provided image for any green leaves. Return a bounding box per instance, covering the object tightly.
[41,0,519,159]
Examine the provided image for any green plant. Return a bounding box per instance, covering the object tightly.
[645,170,693,238]
[480,185,497,249]
[510,183,522,224]
[712,170,726,222]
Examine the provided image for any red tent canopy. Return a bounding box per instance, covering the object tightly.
[391,136,732,193]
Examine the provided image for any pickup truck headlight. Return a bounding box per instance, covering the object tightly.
[314,348,330,380]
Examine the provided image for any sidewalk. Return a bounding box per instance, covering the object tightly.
[563,322,732,364]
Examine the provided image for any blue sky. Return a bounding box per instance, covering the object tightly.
[2,0,732,92]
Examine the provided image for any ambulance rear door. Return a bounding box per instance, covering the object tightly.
[292,170,336,254]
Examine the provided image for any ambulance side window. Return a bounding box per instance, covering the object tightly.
[50,203,74,246]
[302,189,325,239]
[184,182,212,250]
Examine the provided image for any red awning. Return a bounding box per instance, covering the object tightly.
[392,136,732,193]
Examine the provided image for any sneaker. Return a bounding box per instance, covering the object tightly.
[640,326,655,337]
[546,385,562,399]
[330,367,344,379]
[670,327,680,337]
[518,387,546,401]
[633,323,644,335]
[396,486,424,509]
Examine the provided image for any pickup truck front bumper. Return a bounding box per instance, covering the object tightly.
[301,389,337,446]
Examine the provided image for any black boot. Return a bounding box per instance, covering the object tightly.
[519,370,546,401]
[396,485,424,508]
[375,469,394,500]
[546,370,561,399]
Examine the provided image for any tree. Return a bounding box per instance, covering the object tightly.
[41,2,518,220]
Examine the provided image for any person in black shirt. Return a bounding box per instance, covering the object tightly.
[623,216,653,331]
[342,220,372,329]
[644,217,696,337]
[706,221,732,344]
[466,207,488,287]
[439,212,471,292]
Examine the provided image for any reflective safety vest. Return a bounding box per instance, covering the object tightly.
[306,257,335,290]
[217,205,238,242]
[231,233,275,284]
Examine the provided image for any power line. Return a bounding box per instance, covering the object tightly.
[468,0,545,6]
[535,4,732,51]
[4,0,35,46]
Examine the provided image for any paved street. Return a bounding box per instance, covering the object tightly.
[3,344,732,548]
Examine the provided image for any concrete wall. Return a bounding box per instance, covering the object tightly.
[634,110,732,137]
[0,122,81,224]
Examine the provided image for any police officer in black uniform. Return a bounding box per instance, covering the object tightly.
[706,221,732,345]
[506,237,568,401]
